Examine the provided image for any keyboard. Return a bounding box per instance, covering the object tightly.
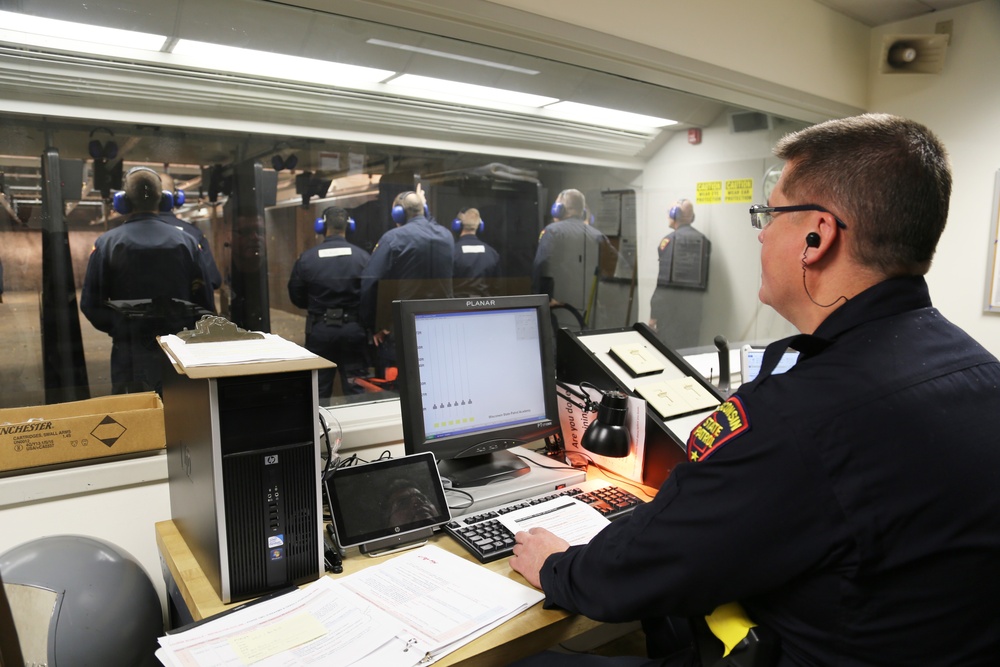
[444,479,644,563]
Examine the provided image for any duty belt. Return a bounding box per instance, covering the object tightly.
[321,308,359,326]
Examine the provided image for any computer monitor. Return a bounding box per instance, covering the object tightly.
[393,294,562,488]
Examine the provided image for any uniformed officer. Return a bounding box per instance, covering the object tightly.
[360,185,453,373]
[159,172,223,292]
[510,114,1000,666]
[648,199,711,350]
[532,189,608,326]
[452,207,500,297]
[288,206,370,398]
[81,166,215,394]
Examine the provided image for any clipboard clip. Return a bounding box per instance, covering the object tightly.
[176,315,265,343]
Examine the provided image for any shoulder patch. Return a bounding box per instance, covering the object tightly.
[687,396,750,463]
[659,237,670,252]
[538,229,547,241]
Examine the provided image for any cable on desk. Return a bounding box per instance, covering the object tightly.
[445,488,474,511]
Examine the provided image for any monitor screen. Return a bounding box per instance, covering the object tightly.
[740,344,799,383]
[393,294,562,487]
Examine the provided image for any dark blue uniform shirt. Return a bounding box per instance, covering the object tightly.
[360,215,454,331]
[539,276,1000,666]
[288,234,370,397]
[80,212,214,392]
[453,235,501,297]
[288,235,370,316]
[453,235,500,280]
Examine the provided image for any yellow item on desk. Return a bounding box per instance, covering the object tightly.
[705,602,757,657]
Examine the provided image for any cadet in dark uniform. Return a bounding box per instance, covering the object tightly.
[81,166,214,394]
[510,114,1000,666]
[648,199,711,350]
[360,186,453,373]
[288,206,370,398]
[532,189,607,326]
[452,207,500,297]
[160,172,223,292]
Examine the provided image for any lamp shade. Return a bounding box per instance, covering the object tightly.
[581,390,630,457]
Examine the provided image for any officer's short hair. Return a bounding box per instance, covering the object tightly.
[775,113,950,277]
[323,206,349,232]
[458,208,481,233]
[394,191,424,219]
[558,189,586,219]
[124,167,163,213]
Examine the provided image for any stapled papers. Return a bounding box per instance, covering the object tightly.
[156,545,543,666]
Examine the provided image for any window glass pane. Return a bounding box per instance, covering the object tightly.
[0,0,808,410]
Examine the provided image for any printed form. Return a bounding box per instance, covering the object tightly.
[497,496,611,546]
[156,545,544,667]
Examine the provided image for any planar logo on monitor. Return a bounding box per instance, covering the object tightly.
[466,299,495,307]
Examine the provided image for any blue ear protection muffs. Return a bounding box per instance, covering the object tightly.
[550,201,566,219]
[391,192,429,225]
[315,209,356,235]
[112,166,174,215]
[452,210,485,233]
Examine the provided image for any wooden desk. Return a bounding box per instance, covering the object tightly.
[155,471,657,666]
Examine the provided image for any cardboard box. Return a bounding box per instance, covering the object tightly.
[0,393,165,473]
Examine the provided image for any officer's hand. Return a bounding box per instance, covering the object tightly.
[510,527,569,590]
[373,329,390,346]
[415,182,426,207]
[648,318,657,331]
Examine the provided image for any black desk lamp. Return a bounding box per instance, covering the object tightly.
[556,382,631,458]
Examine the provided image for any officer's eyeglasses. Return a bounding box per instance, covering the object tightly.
[749,204,849,230]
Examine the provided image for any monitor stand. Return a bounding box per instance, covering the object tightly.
[437,451,529,488]
[448,446,588,516]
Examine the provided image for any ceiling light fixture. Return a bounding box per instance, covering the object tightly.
[0,9,168,52]
[171,39,395,85]
[366,38,539,75]
[543,101,677,132]
[387,74,557,108]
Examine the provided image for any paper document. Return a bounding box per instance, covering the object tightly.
[159,333,319,368]
[155,576,404,667]
[341,545,544,661]
[497,496,611,545]
[157,547,543,667]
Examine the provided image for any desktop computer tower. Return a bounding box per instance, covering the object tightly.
[163,366,324,604]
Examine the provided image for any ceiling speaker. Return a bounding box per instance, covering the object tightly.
[879,34,949,74]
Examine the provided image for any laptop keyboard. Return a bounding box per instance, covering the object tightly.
[444,479,644,563]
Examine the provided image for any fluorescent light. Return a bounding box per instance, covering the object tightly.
[544,101,677,131]
[171,39,395,85]
[367,38,540,75]
[0,10,168,51]
[387,74,557,108]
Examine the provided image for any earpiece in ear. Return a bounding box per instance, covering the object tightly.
[806,232,821,248]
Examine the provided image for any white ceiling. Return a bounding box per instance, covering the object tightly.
[814,0,980,26]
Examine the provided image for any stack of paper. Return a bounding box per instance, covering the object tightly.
[156,545,543,666]
[159,333,319,368]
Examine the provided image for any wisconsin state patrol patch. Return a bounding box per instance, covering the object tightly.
[659,237,670,252]
[687,396,750,462]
